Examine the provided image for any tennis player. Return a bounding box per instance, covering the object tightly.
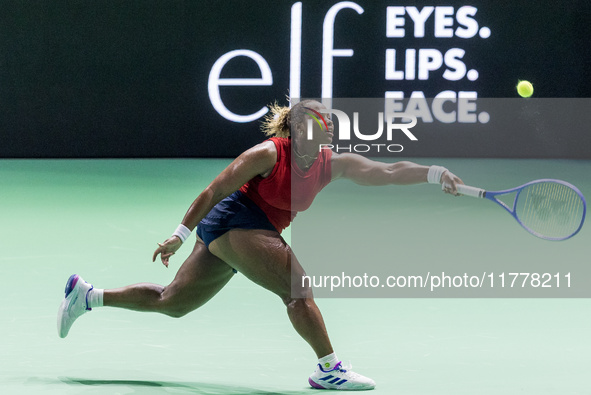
[57,99,463,390]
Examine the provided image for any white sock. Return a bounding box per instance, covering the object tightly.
[87,288,104,308]
[318,352,339,371]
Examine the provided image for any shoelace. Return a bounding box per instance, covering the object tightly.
[318,361,355,375]
[332,361,354,374]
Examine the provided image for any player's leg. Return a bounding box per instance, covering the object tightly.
[209,228,332,357]
[208,229,376,390]
[57,238,234,337]
[104,238,235,317]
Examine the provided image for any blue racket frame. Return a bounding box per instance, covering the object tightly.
[483,179,587,241]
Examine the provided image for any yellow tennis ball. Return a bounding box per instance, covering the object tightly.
[516,80,534,98]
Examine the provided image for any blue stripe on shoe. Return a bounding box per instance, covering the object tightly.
[319,375,334,381]
[336,379,348,385]
[85,285,94,311]
[328,377,341,384]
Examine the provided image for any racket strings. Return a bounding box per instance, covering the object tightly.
[518,182,585,239]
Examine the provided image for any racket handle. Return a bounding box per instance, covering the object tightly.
[456,184,486,198]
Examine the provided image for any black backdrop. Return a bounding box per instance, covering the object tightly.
[0,0,589,158]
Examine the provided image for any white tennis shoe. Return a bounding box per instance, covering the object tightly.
[57,274,93,338]
[308,361,376,390]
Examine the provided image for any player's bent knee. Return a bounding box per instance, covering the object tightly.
[284,296,315,312]
[161,304,194,318]
[158,288,199,318]
[165,310,187,319]
[278,284,313,306]
[282,277,314,302]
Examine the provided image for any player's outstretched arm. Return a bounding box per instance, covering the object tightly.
[180,141,276,229]
[152,141,277,266]
[330,152,463,193]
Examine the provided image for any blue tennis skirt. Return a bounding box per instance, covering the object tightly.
[196,190,278,249]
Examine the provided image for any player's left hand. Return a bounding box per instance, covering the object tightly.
[152,236,182,267]
[441,171,464,196]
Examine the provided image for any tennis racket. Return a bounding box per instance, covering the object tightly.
[456,179,586,241]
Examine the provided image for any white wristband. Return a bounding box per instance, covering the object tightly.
[428,165,448,184]
[172,224,192,243]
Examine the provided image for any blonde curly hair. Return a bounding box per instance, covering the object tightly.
[261,102,291,138]
[260,99,318,138]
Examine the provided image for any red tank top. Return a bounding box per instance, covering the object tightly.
[239,137,332,233]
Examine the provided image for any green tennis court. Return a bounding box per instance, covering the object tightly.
[1,158,590,394]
